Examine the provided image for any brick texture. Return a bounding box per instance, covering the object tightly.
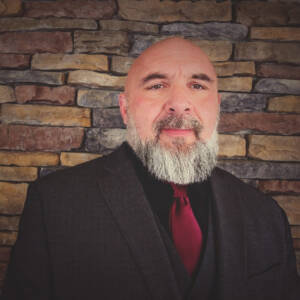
[0,86,15,104]
[258,180,300,194]
[60,152,101,167]
[15,85,75,105]
[0,0,22,16]
[268,96,300,113]
[0,166,38,182]
[0,54,30,68]
[251,27,300,41]
[274,195,300,225]
[0,32,72,54]
[257,64,300,80]
[218,134,246,157]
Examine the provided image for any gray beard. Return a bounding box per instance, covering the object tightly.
[126,114,219,185]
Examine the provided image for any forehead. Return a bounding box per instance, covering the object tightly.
[127,40,216,86]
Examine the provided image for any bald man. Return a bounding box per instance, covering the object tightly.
[3,38,300,300]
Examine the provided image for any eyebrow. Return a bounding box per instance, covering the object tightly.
[191,73,213,82]
[141,72,168,84]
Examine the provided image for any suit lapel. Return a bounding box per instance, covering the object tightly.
[96,145,181,300]
[210,168,247,300]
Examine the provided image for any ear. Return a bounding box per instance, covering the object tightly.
[119,93,128,125]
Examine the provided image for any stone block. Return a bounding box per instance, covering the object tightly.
[249,135,300,161]
[85,128,126,153]
[15,85,75,105]
[0,32,72,54]
[161,23,247,41]
[291,227,300,239]
[220,93,267,112]
[258,180,300,194]
[25,0,116,18]
[74,31,129,55]
[251,27,300,41]
[254,79,300,95]
[100,20,159,34]
[0,247,11,262]
[218,160,300,180]
[77,89,119,108]
[0,166,38,182]
[0,182,28,214]
[218,77,253,92]
[60,152,101,167]
[131,35,232,61]
[289,5,300,24]
[257,63,300,80]
[119,0,231,23]
[32,53,108,72]
[68,70,126,89]
[268,96,300,113]
[235,42,300,64]
[0,151,59,166]
[0,71,64,85]
[274,195,300,225]
[0,86,15,104]
[0,17,97,31]
[0,125,84,151]
[214,62,255,77]
[236,1,288,26]
[218,134,246,157]
[219,113,299,135]
[0,54,30,68]
[93,108,124,128]
[0,232,17,246]
[40,166,66,178]
[111,56,135,74]
[0,216,19,231]
[1,104,91,127]
[0,0,22,16]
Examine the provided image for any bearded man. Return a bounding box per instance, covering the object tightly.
[3,38,300,300]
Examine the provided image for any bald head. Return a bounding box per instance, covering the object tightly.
[125,37,217,96]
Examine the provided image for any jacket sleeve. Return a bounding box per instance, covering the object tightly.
[2,182,52,300]
[281,207,300,300]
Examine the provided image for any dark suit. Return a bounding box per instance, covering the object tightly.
[3,144,300,299]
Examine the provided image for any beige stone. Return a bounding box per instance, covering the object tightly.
[218,77,253,92]
[218,134,246,157]
[32,54,108,71]
[0,17,97,31]
[191,40,232,62]
[0,0,22,16]
[274,195,300,225]
[0,232,18,246]
[0,151,59,166]
[74,31,129,55]
[119,0,231,23]
[291,227,300,239]
[268,96,300,113]
[0,182,28,214]
[111,56,135,74]
[1,104,91,127]
[251,27,300,41]
[249,135,300,161]
[100,20,159,34]
[0,166,38,182]
[214,62,255,76]
[60,152,101,167]
[0,86,15,104]
[258,180,300,194]
[0,216,20,231]
[68,70,126,89]
[235,42,300,64]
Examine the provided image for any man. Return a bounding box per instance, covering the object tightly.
[3,37,300,299]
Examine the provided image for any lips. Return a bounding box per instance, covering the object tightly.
[161,128,194,137]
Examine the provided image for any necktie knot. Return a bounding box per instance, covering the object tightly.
[170,183,188,204]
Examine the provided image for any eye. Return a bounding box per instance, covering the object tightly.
[191,83,203,90]
[147,83,164,90]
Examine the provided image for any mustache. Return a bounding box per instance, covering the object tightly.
[154,114,203,137]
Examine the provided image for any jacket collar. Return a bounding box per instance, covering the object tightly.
[95,144,182,300]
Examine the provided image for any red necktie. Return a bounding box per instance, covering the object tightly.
[169,183,203,275]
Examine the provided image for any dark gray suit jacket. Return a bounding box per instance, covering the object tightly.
[3,144,300,300]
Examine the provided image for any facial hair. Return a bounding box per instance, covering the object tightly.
[126,113,219,185]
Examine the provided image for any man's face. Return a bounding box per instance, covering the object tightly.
[119,38,221,153]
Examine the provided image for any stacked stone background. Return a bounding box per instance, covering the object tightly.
[0,0,300,289]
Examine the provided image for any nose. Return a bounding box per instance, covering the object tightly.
[164,87,192,115]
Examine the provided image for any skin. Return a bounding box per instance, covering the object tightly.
[119,37,221,152]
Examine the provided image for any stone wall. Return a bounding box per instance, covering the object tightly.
[0,0,300,289]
